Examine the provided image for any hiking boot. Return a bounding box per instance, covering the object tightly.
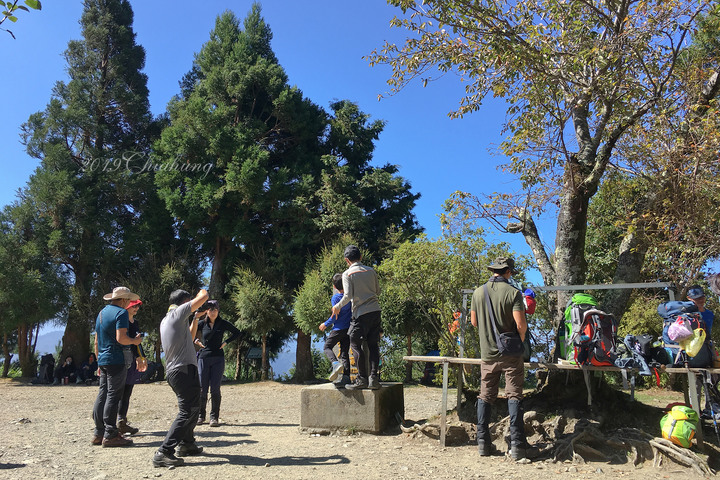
[328,361,344,382]
[102,435,133,447]
[345,377,368,390]
[509,442,539,461]
[176,443,204,457]
[209,418,220,427]
[368,375,381,390]
[334,374,351,388]
[90,435,103,446]
[477,441,491,457]
[118,419,139,435]
[197,417,206,425]
[153,450,185,468]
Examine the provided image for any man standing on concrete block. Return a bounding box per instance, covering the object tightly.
[331,245,382,391]
[470,257,535,461]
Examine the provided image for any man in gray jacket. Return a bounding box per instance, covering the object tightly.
[331,245,382,390]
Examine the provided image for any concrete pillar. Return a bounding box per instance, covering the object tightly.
[300,382,404,434]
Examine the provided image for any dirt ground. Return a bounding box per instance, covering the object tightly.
[0,378,713,479]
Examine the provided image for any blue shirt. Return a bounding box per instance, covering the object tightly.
[324,292,351,331]
[95,305,129,366]
[700,309,714,336]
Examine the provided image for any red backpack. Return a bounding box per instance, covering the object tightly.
[574,309,618,366]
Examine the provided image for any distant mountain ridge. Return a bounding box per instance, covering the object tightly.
[35,329,63,356]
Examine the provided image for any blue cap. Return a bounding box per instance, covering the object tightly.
[523,288,536,298]
[687,286,705,299]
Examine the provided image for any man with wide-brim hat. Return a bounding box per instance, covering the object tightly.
[470,257,535,460]
[91,286,143,447]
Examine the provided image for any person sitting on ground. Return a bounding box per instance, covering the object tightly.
[194,299,241,427]
[319,273,352,388]
[78,353,99,384]
[53,355,77,385]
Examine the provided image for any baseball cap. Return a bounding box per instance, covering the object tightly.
[687,285,705,299]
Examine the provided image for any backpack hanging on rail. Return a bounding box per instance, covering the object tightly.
[574,308,619,366]
[560,293,599,361]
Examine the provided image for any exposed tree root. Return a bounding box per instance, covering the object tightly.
[650,438,714,476]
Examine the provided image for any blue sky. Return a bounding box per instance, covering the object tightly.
[2,1,544,254]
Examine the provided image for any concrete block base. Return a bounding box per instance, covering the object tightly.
[300,382,404,433]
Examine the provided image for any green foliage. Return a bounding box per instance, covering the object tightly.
[376,0,717,332]
[293,235,356,335]
[1,0,42,38]
[378,229,527,353]
[228,267,286,338]
[379,333,426,382]
[17,0,177,365]
[617,295,667,339]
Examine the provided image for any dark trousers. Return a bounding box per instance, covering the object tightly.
[118,384,134,420]
[349,310,382,380]
[323,328,351,374]
[198,356,224,419]
[160,364,201,454]
[93,364,127,439]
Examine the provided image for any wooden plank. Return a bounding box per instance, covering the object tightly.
[402,356,720,374]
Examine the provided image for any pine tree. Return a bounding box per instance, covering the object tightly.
[20,0,154,363]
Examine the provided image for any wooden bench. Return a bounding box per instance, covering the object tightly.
[403,355,720,447]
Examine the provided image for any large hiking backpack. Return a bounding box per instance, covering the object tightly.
[661,312,705,347]
[574,309,618,366]
[660,405,699,448]
[560,293,599,360]
[37,353,55,384]
[657,301,697,319]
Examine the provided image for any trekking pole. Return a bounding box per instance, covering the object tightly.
[703,371,720,444]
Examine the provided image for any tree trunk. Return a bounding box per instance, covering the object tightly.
[2,332,10,378]
[61,264,92,366]
[603,230,647,320]
[154,338,162,363]
[209,236,232,299]
[17,323,37,377]
[405,333,413,384]
[235,346,241,381]
[293,329,314,383]
[261,333,269,381]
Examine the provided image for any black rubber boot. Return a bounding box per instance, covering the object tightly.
[508,399,534,460]
[476,399,491,456]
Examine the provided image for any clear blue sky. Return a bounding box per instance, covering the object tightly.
[2,0,544,259]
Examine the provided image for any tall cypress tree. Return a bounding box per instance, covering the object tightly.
[154,4,327,298]
[21,0,154,362]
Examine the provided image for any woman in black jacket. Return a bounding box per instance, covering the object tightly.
[194,300,241,426]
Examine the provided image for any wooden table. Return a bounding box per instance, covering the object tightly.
[403,355,720,447]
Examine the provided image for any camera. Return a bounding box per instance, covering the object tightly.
[197,303,210,313]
